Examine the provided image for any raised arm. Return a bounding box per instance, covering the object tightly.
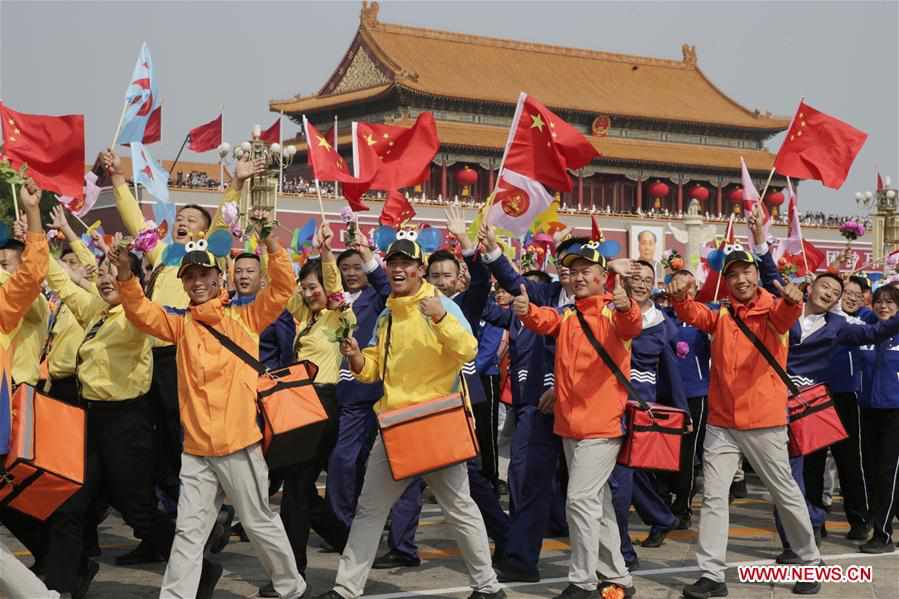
[768,282,804,334]
[837,312,899,346]
[244,233,296,334]
[0,182,48,334]
[114,243,183,342]
[46,257,106,328]
[517,282,564,337]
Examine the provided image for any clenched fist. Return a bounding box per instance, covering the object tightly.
[668,275,695,302]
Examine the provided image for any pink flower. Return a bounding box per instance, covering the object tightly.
[340,207,355,224]
[676,341,690,359]
[840,220,865,240]
[134,224,161,253]
[222,202,239,226]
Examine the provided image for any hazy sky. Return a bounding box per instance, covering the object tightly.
[1,0,896,215]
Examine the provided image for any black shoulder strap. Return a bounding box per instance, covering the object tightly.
[381,312,392,382]
[198,321,265,374]
[574,307,648,410]
[725,305,799,395]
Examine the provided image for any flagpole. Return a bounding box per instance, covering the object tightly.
[484,91,527,215]
[278,111,284,197]
[169,133,189,177]
[110,101,128,149]
[302,114,327,221]
[334,115,339,200]
[314,179,326,221]
[757,166,777,207]
[787,176,812,276]
[713,213,736,302]
[52,196,91,232]
[220,106,225,191]
[9,182,19,221]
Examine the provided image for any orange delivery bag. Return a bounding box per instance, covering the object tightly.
[377,393,479,481]
[1,385,86,521]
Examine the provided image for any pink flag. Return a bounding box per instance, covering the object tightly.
[741,156,770,239]
[773,179,825,276]
[58,171,101,218]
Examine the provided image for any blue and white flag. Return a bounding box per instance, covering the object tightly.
[131,142,169,203]
[116,42,159,146]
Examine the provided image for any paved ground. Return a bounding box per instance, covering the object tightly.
[4,472,898,599]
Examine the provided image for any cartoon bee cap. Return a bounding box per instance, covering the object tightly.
[177,234,222,278]
[560,240,608,269]
[384,228,423,263]
[721,243,756,275]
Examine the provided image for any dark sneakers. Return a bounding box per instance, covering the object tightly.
[371,550,421,569]
[641,528,670,548]
[625,556,640,572]
[468,591,507,599]
[494,558,540,583]
[683,577,728,598]
[71,560,100,599]
[846,524,870,540]
[775,548,802,564]
[792,580,821,595]
[314,592,346,599]
[859,538,895,553]
[114,540,165,566]
[207,505,234,554]
[554,583,599,598]
[259,581,279,598]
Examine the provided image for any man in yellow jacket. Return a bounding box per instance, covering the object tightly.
[116,212,305,599]
[316,238,505,599]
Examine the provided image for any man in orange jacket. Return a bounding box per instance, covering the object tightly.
[116,213,306,599]
[0,180,57,599]
[670,246,822,598]
[513,241,642,599]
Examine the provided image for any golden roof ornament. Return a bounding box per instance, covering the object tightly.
[681,44,697,66]
[361,1,380,28]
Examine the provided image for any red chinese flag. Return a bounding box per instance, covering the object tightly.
[785,240,826,276]
[502,93,599,192]
[353,112,439,190]
[380,190,416,227]
[591,215,604,242]
[303,117,371,211]
[188,114,222,152]
[259,117,280,144]
[143,105,161,144]
[0,103,85,199]
[774,100,867,189]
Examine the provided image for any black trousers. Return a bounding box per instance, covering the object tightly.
[804,392,869,529]
[43,397,175,592]
[148,346,182,502]
[475,374,501,485]
[860,406,899,544]
[666,395,708,517]
[280,384,348,574]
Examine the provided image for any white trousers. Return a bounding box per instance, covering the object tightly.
[333,437,501,598]
[697,425,820,582]
[160,444,305,599]
[0,535,59,599]
[562,437,632,591]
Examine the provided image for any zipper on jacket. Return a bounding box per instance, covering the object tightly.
[695,356,703,380]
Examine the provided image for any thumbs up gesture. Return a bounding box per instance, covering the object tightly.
[420,287,447,322]
[773,279,803,305]
[612,274,631,311]
[512,284,530,316]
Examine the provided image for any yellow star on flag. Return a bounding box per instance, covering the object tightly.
[530,113,545,132]
[365,133,376,146]
[316,136,332,151]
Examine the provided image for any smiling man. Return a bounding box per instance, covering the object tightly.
[101,150,262,560]
[318,236,505,599]
[117,211,306,599]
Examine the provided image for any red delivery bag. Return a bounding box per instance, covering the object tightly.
[787,383,847,458]
[618,401,689,471]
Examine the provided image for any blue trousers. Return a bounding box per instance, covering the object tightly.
[501,405,567,573]
[775,456,827,548]
[610,465,677,562]
[326,403,378,529]
[387,459,511,559]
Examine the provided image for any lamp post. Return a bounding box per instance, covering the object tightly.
[856,177,899,266]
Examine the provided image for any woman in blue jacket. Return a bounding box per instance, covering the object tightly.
[858,284,899,553]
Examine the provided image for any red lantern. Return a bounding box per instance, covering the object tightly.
[455,165,478,198]
[728,187,744,204]
[689,185,710,202]
[649,180,670,198]
[766,190,785,207]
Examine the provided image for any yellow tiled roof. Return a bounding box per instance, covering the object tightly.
[271,2,789,131]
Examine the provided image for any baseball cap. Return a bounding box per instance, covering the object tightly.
[721,243,757,275]
[177,238,221,278]
[560,241,608,269]
[385,239,423,263]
